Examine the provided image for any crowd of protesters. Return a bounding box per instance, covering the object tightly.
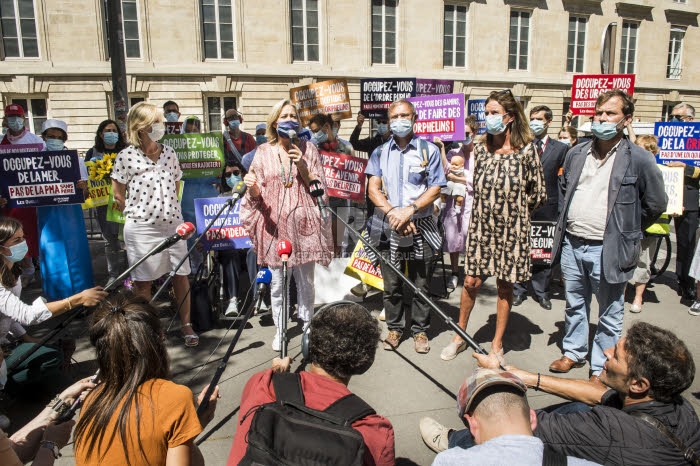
[0,88,698,465]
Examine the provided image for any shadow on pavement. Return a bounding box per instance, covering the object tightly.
[472,311,544,353]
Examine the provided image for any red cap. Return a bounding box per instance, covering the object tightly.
[4,104,25,117]
[277,239,292,257]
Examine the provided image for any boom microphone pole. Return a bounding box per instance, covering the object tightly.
[196,268,272,416]
[276,239,292,359]
[308,186,494,362]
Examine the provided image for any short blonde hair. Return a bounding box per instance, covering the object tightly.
[126,102,161,146]
[266,99,299,145]
[636,134,660,155]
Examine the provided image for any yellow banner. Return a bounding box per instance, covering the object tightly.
[82,178,111,210]
[344,236,384,291]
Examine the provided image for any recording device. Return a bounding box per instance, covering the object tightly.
[57,370,100,423]
[277,239,292,262]
[253,268,272,315]
[309,179,329,221]
[148,222,195,256]
[229,180,247,203]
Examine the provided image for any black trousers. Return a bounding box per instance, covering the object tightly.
[514,264,552,300]
[674,210,699,291]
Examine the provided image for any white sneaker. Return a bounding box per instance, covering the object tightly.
[419,417,451,453]
[224,298,239,317]
[379,309,386,321]
[448,275,459,291]
[689,300,700,316]
[272,331,281,352]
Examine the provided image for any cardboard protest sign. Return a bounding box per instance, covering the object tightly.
[407,93,465,142]
[290,79,352,126]
[360,78,417,119]
[467,99,486,134]
[656,165,684,216]
[416,79,454,96]
[530,221,556,265]
[165,122,183,135]
[82,178,111,209]
[162,132,224,179]
[0,143,44,155]
[193,197,252,250]
[319,150,367,202]
[655,122,700,166]
[0,150,84,208]
[570,74,635,115]
[344,237,384,291]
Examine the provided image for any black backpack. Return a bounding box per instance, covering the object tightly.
[239,372,376,466]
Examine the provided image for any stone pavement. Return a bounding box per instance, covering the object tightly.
[7,237,699,466]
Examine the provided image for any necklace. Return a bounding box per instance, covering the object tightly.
[276,145,294,188]
[141,143,160,157]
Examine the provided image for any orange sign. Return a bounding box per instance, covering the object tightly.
[290,79,352,126]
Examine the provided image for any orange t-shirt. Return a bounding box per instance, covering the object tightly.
[74,378,202,465]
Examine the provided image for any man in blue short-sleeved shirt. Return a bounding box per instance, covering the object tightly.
[365,98,446,354]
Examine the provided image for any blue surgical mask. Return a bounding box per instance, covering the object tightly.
[485,114,507,135]
[103,132,119,146]
[560,138,571,147]
[226,174,242,187]
[529,120,546,136]
[45,138,64,151]
[256,135,267,145]
[313,130,328,145]
[1,127,6,136]
[165,112,179,123]
[463,136,473,145]
[591,119,623,141]
[332,127,339,137]
[228,119,241,131]
[276,120,300,139]
[7,116,24,132]
[3,240,28,263]
[377,123,389,136]
[390,119,413,138]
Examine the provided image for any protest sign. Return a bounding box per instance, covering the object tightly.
[319,150,367,202]
[657,165,684,216]
[344,237,383,291]
[0,150,84,208]
[290,79,352,126]
[82,179,111,209]
[655,122,700,166]
[193,197,252,250]
[165,122,183,135]
[530,221,556,266]
[0,143,44,155]
[467,99,486,134]
[570,74,635,115]
[416,79,454,96]
[407,93,465,142]
[162,132,224,179]
[360,78,417,119]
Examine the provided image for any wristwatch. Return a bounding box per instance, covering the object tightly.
[410,203,419,214]
[40,440,61,459]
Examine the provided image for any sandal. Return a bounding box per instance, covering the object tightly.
[183,323,199,348]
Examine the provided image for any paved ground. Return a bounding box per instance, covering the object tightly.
[4,234,699,466]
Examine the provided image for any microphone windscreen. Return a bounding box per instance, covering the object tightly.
[276,239,293,256]
[287,129,297,140]
[256,267,272,285]
[176,222,196,238]
[232,181,247,197]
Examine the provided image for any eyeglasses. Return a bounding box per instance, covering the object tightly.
[225,170,241,177]
[668,114,686,122]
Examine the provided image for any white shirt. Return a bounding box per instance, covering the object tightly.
[111,144,184,225]
[0,280,51,342]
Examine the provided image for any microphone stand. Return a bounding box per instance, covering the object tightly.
[151,194,243,304]
[280,257,289,359]
[318,202,493,361]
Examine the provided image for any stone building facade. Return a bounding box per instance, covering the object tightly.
[0,0,698,152]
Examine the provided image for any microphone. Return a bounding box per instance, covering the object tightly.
[277,239,292,262]
[309,179,329,221]
[150,222,195,255]
[57,369,100,423]
[252,268,272,315]
[230,180,247,202]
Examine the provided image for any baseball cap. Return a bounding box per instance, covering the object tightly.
[457,368,527,417]
[255,123,267,131]
[4,104,25,117]
[41,119,68,136]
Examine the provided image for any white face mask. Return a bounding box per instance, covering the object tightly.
[146,122,165,142]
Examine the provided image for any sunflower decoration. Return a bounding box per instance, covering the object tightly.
[88,153,117,181]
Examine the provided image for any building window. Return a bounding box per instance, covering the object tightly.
[11,97,46,133]
[202,0,234,60]
[667,26,685,80]
[371,0,396,65]
[0,0,39,58]
[206,96,237,132]
[443,4,466,68]
[119,0,141,58]
[290,0,318,62]
[562,101,571,125]
[673,0,686,4]
[566,16,586,73]
[130,96,145,106]
[619,21,638,74]
[508,10,529,70]
[662,102,679,122]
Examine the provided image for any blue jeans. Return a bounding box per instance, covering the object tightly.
[560,235,626,374]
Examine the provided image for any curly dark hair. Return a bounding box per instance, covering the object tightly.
[624,321,695,403]
[308,303,380,380]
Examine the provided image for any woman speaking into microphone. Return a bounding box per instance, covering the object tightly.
[111,102,199,348]
[240,99,332,351]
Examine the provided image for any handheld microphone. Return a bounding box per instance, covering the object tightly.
[277,239,292,262]
[309,179,329,221]
[230,180,247,202]
[252,268,272,315]
[150,222,195,255]
[57,369,100,423]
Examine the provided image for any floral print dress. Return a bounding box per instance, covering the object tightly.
[464,141,546,283]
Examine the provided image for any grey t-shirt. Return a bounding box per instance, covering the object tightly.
[432,434,599,466]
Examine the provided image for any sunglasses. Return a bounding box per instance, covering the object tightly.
[496,89,514,98]
[225,170,241,177]
[668,115,685,122]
